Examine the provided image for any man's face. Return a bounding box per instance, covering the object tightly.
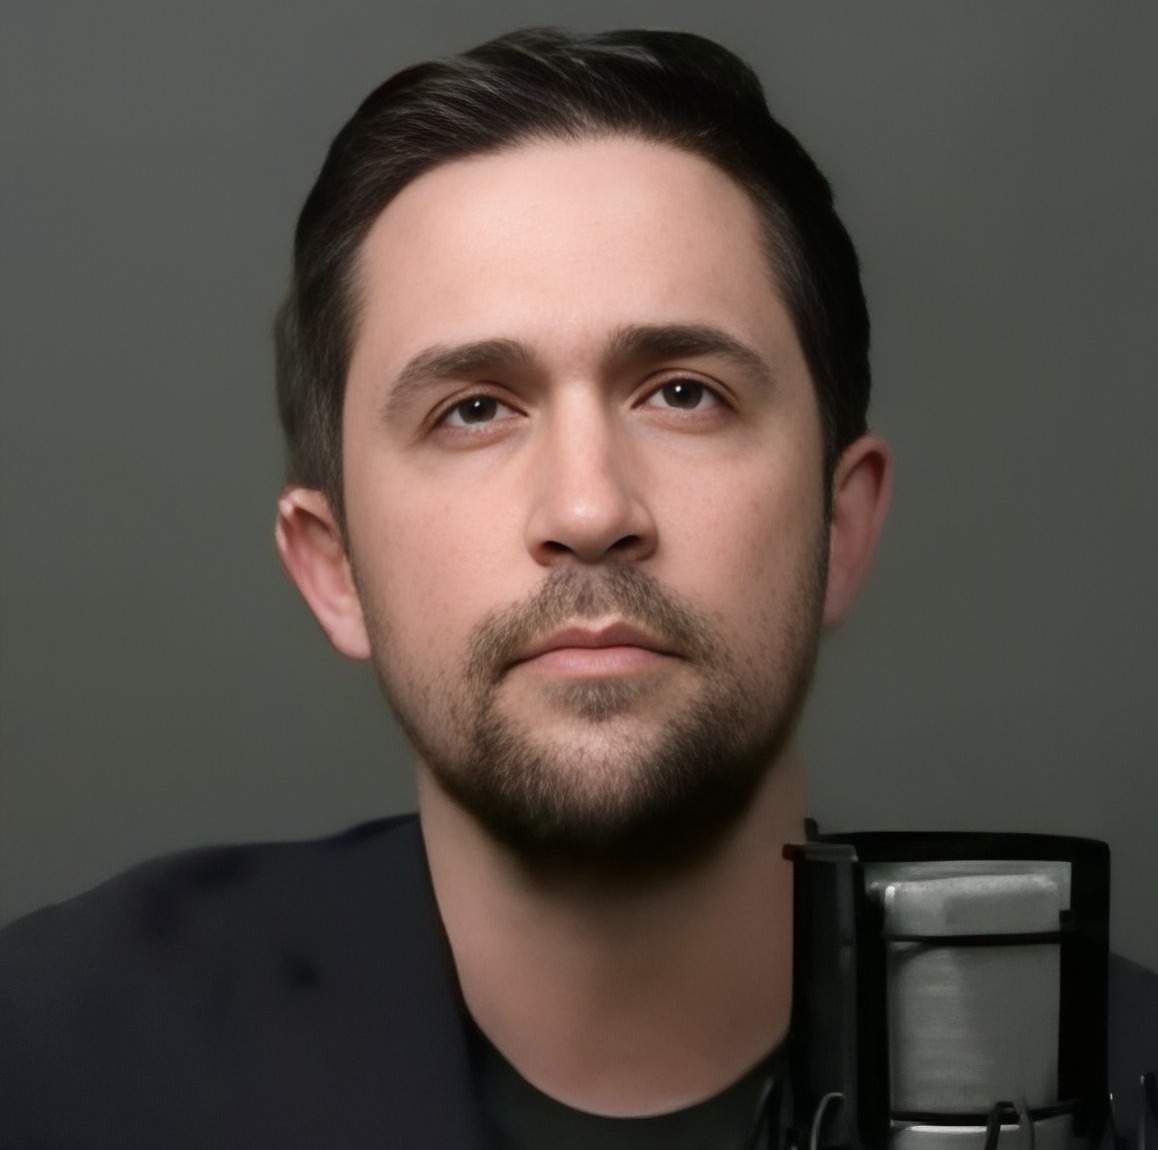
[337,137,830,865]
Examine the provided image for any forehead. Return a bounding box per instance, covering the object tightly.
[346,136,802,391]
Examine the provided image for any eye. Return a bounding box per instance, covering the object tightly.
[440,394,518,429]
[644,379,721,412]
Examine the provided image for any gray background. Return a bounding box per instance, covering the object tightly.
[3,2,1156,966]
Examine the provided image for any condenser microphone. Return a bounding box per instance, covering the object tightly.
[780,831,1149,1150]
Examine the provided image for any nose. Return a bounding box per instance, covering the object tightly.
[524,402,657,567]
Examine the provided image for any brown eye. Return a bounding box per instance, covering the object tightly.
[456,396,499,423]
[663,381,703,408]
[646,380,719,411]
[442,394,518,429]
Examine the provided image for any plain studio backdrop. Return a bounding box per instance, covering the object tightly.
[2,3,1156,967]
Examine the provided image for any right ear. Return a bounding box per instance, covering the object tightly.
[274,487,372,660]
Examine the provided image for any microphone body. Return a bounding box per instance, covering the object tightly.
[784,832,1152,1150]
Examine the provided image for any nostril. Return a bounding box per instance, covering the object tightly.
[537,534,643,562]
[610,534,642,555]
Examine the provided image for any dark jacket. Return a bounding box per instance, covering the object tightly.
[0,816,489,1149]
[2,816,1155,1148]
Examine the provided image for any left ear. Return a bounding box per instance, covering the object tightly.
[823,433,893,627]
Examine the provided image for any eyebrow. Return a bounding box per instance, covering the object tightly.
[380,322,774,424]
[382,338,536,423]
[605,323,774,390]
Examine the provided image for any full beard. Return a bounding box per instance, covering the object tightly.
[365,560,824,878]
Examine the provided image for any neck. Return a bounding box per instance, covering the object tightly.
[418,752,805,1117]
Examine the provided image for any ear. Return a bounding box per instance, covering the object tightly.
[822,434,893,627]
[274,487,372,660]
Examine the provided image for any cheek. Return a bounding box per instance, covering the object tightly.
[345,463,522,661]
[662,463,825,633]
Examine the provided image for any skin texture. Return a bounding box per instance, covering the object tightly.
[276,136,891,1114]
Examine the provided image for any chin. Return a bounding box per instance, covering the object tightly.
[424,690,794,879]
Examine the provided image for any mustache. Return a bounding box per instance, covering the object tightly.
[465,565,718,685]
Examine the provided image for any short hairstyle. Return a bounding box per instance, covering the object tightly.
[276,27,870,523]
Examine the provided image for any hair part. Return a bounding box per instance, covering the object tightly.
[275,27,871,525]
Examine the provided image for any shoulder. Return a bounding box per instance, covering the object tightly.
[0,814,481,1148]
[1108,952,1158,1120]
[0,813,422,993]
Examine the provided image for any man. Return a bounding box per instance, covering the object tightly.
[1,27,1153,1150]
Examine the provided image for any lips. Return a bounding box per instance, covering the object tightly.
[512,621,678,667]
